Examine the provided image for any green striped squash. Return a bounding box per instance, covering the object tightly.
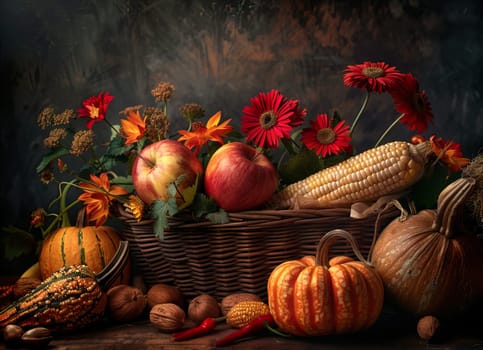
[39,225,130,284]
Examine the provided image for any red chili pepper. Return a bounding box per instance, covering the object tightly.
[215,314,275,347]
[172,317,224,341]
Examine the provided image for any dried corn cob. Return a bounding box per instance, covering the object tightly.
[269,141,432,210]
[226,301,270,329]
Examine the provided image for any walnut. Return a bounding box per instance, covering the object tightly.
[417,315,441,341]
[106,284,147,322]
[149,303,185,332]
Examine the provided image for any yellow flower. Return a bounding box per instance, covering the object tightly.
[120,110,147,145]
[178,111,233,155]
[78,173,128,226]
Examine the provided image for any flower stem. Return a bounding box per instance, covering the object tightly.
[350,90,370,135]
[103,118,120,135]
[375,113,405,147]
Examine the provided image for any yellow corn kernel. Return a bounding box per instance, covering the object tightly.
[270,141,432,209]
[226,301,270,329]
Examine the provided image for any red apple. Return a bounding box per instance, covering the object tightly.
[204,142,278,211]
[132,139,203,208]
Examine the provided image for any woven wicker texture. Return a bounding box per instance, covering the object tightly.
[119,206,400,300]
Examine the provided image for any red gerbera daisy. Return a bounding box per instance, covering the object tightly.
[288,99,307,127]
[343,61,404,93]
[389,73,433,133]
[77,92,114,129]
[240,90,297,149]
[301,113,352,158]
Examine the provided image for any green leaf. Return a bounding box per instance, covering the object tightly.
[36,147,70,173]
[110,175,134,193]
[0,226,38,261]
[192,193,219,218]
[206,209,229,224]
[105,134,130,157]
[151,187,179,240]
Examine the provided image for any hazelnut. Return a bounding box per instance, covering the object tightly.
[3,324,24,345]
[188,294,220,324]
[13,277,41,299]
[220,293,262,316]
[106,284,147,322]
[147,284,183,309]
[417,315,441,341]
[149,303,185,332]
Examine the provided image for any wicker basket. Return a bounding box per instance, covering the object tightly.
[118,206,400,300]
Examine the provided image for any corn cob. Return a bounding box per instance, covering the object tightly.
[226,301,271,329]
[270,141,432,210]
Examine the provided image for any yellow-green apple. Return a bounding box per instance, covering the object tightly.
[204,142,278,211]
[132,139,203,209]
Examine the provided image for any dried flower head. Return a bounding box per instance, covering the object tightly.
[144,107,170,141]
[43,128,68,149]
[179,103,205,122]
[52,109,75,126]
[39,166,54,184]
[151,82,175,103]
[70,129,94,156]
[37,106,55,130]
[119,105,143,117]
[462,154,483,226]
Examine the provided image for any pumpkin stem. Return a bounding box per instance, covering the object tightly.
[432,177,476,238]
[367,199,408,263]
[96,240,130,291]
[316,229,372,267]
[59,180,76,227]
[76,206,88,228]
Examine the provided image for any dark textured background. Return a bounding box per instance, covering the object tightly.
[0,0,482,258]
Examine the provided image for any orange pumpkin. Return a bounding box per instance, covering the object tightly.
[267,230,384,336]
[39,225,131,285]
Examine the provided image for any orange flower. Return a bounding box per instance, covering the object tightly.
[178,111,233,155]
[78,173,128,226]
[120,110,147,144]
[429,135,470,172]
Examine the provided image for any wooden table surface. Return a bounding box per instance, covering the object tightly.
[4,307,481,350]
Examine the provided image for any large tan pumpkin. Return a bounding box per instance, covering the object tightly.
[371,178,483,317]
[39,225,131,284]
[267,230,384,336]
